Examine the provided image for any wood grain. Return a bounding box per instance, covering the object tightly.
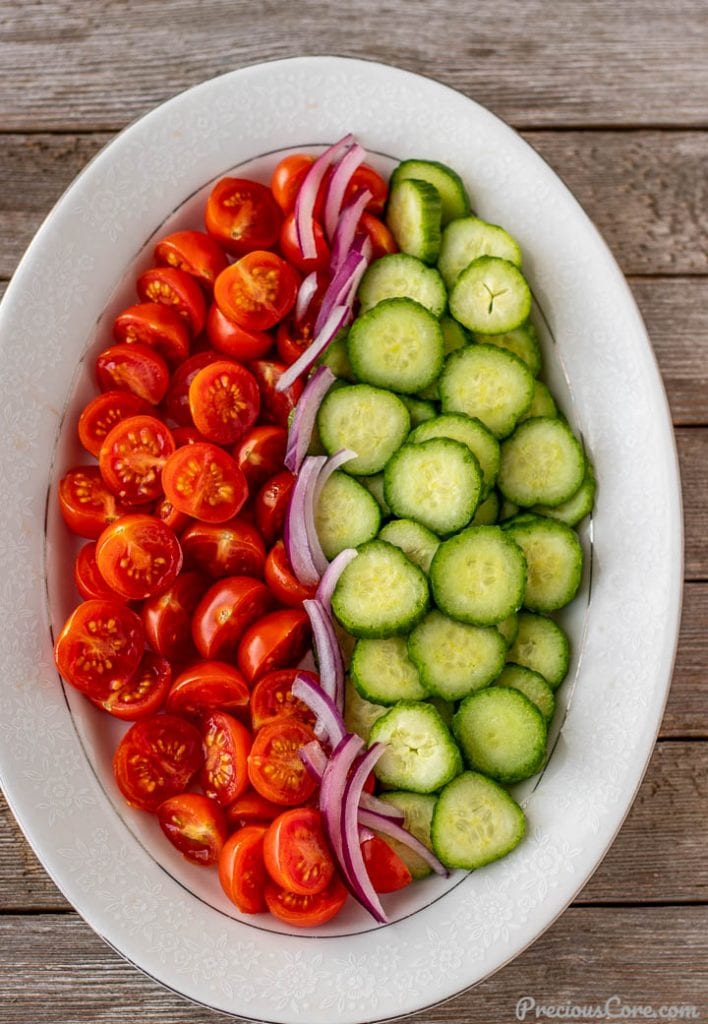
[678,429,708,579]
[664,584,708,737]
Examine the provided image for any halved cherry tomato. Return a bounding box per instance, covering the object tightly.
[233,426,288,492]
[206,303,273,361]
[264,807,335,896]
[360,212,398,259]
[237,607,311,683]
[200,710,252,806]
[205,177,282,257]
[248,360,303,428]
[163,350,225,427]
[214,252,298,333]
[161,442,249,523]
[345,164,388,216]
[158,792,228,865]
[181,517,266,579]
[225,789,283,829]
[97,651,172,721]
[172,425,206,447]
[95,514,183,601]
[74,541,123,601]
[136,266,207,336]
[54,598,144,700]
[275,314,316,367]
[270,153,316,215]
[279,212,330,273]
[141,570,208,662]
[96,342,170,405]
[264,876,348,927]
[78,391,151,457]
[166,660,250,718]
[361,835,413,893]
[191,576,274,661]
[153,495,191,534]
[113,713,203,812]
[264,540,317,607]
[188,360,261,445]
[113,302,191,364]
[247,719,318,805]
[250,668,318,731]
[154,230,229,291]
[254,471,296,546]
[218,824,268,913]
[59,465,131,538]
[98,414,175,505]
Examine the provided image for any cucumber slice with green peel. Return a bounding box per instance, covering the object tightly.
[506,611,570,690]
[384,438,482,536]
[504,516,583,612]
[472,489,500,525]
[453,686,547,782]
[344,677,389,743]
[368,701,463,794]
[498,417,586,507]
[440,314,471,355]
[438,216,523,289]
[401,395,438,427]
[426,695,455,729]
[417,379,440,401]
[315,471,381,560]
[360,473,391,517]
[317,329,356,381]
[347,298,444,394]
[499,497,521,521]
[379,518,441,573]
[450,256,532,335]
[519,379,559,421]
[317,384,411,476]
[358,253,447,316]
[331,540,429,638]
[430,525,526,626]
[440,344,534,439]
[409,412,500,500]
[533,461,596,526]
[351,636,428,705]
[494,663,556,724]
[391,159,471,226]
[432,771,525,870]
[475,322,542,377]
[496,612,519,647]
[385,178,442,265]
[408,609,507,701]
[377,791,438,879]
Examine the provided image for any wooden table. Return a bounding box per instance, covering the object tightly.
[1,2,706,1020]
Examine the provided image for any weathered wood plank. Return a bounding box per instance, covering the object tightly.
[1,0,707,130]
[678,428,708,580]
[664,583,708,738]
[0,906,704,1022]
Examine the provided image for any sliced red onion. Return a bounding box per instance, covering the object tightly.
[340,744,388,923]
[320,733,365,867]
[358,792,405,822]
[303,598,344,708]
[314,241,369,336]
[284,366,335,474]
[284,456,327,587]
[313,448,358,513]
[292,670,347,746]
[315,547,358,615]
[275,304,349,393]
[358,808,449,877]
[295,134,354,259]
[324,143,366,242]
[329,188,373,275]
[299,738,328,782]
[295,271,319,325]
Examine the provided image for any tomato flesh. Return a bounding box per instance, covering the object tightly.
[264,540,317,607]
[136,266,207,337]
[206,303,273,361]
[205,177,282,256]
[192,576,274,661]
[249,360,303,428]
[54,598,144,700]
[264,877,348,927]
[250,668,318,731]
[166,660,250,718]
[200,711,252,806]
[361,835,413,893]
[161,442,248,524]
[97,651,172,721]
[154,230,229,290]
[181,517,266,580]
[188,360,261,445]
[218,825,268,913]
[158,792,228,865]
[95,514,183,601]
[113,302,191,364]
[113,713,203,812]
[141,570,207,662]
[247,719,318,806]
[225,789,283,829]
[98,414,175,506]
[233,426,287,492]
[263,807,335,896]
[214,252,298,332]
[74,541,123,601]
[59,465,131,539]
[237,607,311,683]
[96,342,169,405]
[78,390,151,457]
[163,349,225,428]
[254,470,296,546]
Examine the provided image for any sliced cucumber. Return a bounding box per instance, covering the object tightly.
[408,609,507,701]
[472,489,500,525]
[315,471,381,560]
[358,253,447,316]
[391,159,471,226]
[475,322,541,377]
[453,686,547,782]
[426,695,455,729]
[351,636,427,705]
[347,297,444,394]
[506,611,570,690]
[519,379,559,421]
[377,791,438,879]
[409,412,500,499]
[432,771,525,870]
[331,539,429,638]
[504,516,583,612]
[440,314,471,355]
[533,460,596,526]
[401,395,438,427]
[369,701,462,794]
[498,417,586,507]
[385,177,442,264]
[317,329,356,381]
[379,518,441,573]
[317,383,410,476]
[344,677,389,743]
[450,256,532,335]
[494,663,556,724]
[438,216,522,289]
[440,344,534,439]
[360,472,391,517]
[495,611,519,647]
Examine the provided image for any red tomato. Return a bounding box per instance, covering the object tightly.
[113,713,203,812]
[154,230,229,291]
[263,807,335,896]
[153,495,191,534]
[264,540,317,607]
[181,517,266,579]
[54,598,144,700]
[206,304,273,361]
[188,360,261,445]
[166,660,250,718]
[237,608,311,683]
[205,177,282,256]
[59,465,131,538]
[247,719,318,805]
[249,668,317,732]
[163,350,225,427]
[98,414,175,505]
[161,443,248,523]
[275,314,316,367]
[249,360,303,428]
[141,570,208,662]
[360,212,398,259]
[279,212,330,273]
[191,576,274,661]
[254,471,296,546]
[95,514,183,601]
[233,426,287,492]
[264,877,347,927]
[74,541,123,601]
[345,164,388,216]
[270,154,316,215]
[97,651,172,721]
[113,302,191,364]
[96,342,170,405]
[136,266,207,337]
[225,789,283,829]
[157,792,228,865]
[218,824,268,913]
[200,710,252,806]
[361,835,413,893]
[214,252,298,333]
[77,391,151,457]
[172,426,207,447]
